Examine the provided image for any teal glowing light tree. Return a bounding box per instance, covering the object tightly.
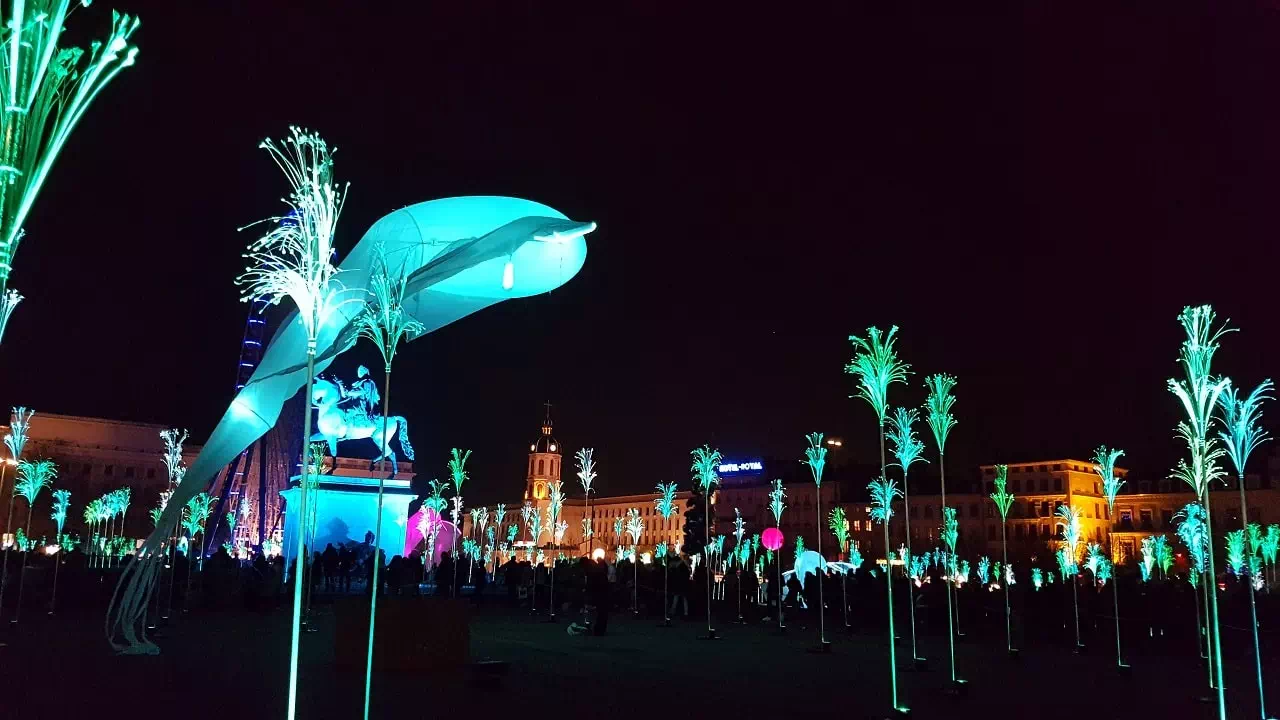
[1168,306,1232,716]
[181,491,213,609]
[626,507,644,614]
[1056,502,1083,650]
[236,128,354,720]
[158,428,186,620]
[802,431,831,649]
[48,487,69,614]
[655,480,678,625]
[1091,446,1128,668]
[447,448,471,599]
[547,480,566,620]
[923,373,959,676]
[526,505,544,612]
[355,244,423,720]
[940,505,961,674]
[1177,503,1210,666]
[829,506,852,628]
[887,408,927,664]
[576,448,597,555]
[870,474,907,715]
[0,406,32,620]
[768,478,786,630]
[990,465,1016,653]
[0,3,140,347]
[691,445,722,639]
[11,458,54,622]
[1218,378,1272,719]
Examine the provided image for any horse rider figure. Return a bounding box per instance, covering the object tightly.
[343,365,380,423]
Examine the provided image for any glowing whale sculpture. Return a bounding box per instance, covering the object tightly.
[107,196,595,652]
[781,550,860,606]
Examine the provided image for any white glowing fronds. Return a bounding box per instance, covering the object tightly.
[886,407,927,471]
[990,465,1015,520]
[690,445,722,494]
[50,488,71,533]
[5,406,34,460]
[447,448,471,494]
[654,481,678,519]
[1175,503,1208,573]
[356,243,425,370]
[803,432,827,486]
[1218,379,1273,477]
[237,128,359,344]
[575,448,597,495]
[1091,446,1126,512]
[1226,529,1246,576]
[625,507,644,545]
[15,458,55,504]
[923,373,958,453]
[868,475,902,524]
[1056,503,1081,569]
[768,478,786,524]
[0,288,20,345]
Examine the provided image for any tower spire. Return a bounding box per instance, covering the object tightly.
[543,400,553,435]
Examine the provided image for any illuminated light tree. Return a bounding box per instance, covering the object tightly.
[236,128,357,720]
[575,449,598,555]
[922,373,960,671]
[1218,379,1272,719]
[988,464,1017,655]
[447,448,471,599]
[359,255,423,719]
[1140,537,1156,584]
[691,445,722,639]
[768,478,786,630]
[1057,503,1083,650]
[111,487,131,567]
[47,487,69,614]
[546,480,566,621]
[869,474,907,715]
[654,481,679,626]
[626,507,644,615]
[11,458,54,622]
[801,431,832,649]
[1152,534,1174,581]
[527,506,545,613]
[1085,543,1106,584]
[1032,568,1043,591]
[520,501,534,547]
[469,508,481,543]
[1226,531,1247,577]
[1264,526,1280,588]
[1167,306,1234,715]
[181,492,214,612]
[0,4,140,346]
[886,409,927,664]
[1177,502,1210,666]
[158,428,187,620]
[1091,445,1128,668]
[829,506,852,629]
[420,479,447,573]
[0,406,33,619]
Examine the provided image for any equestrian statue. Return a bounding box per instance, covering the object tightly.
[310,366,415,474]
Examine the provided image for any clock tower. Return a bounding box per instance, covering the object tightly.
[525,402,561,505]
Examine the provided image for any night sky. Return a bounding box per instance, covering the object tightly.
[1,3,1277,506]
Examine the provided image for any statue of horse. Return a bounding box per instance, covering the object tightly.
[309,376,415,474]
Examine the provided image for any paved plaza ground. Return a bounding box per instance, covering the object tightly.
[2,580,1272,720]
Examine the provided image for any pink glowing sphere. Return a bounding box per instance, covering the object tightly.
[762,527,784,551]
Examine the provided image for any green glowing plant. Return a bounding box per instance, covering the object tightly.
[1057,503,1083,649]
[10,458,54,622]
[990,464,1016,653]
[1218,378,1272,717]
[767,478,786,629]
[1032,568,1043,590]
[46,486,70,613]
[978,556,991,585]
[654,480,679,624]
[802,431,831,647]
[869,474,906,713]
[626,507,644,614]
[846,326,911,427]
[1152,534,1174,579]
[0,3,140,345]
[691,444,722,638]
[1177,502,1210,666]
[923,372,962,678]
[829,507,850,556]
[0,406,32,619]
[794,535,805,563]
[576,448,597,554]
[1091,445,1127,667]
[446,448,471,598]
[1168,306,1232,715]
[886,407,927,663]
[1226,530,1246,577]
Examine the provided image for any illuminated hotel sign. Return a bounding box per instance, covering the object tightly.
[718,460,764,475]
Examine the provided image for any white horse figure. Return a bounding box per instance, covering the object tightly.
[310,376,415,474]
[781,550,861,607]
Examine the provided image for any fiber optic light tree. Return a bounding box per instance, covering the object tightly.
[990,465,1016,654]
[11,458,54,622]
[0,3,140,347]
[48,487,69,613]
[767,479,787,629]
[886,410,927,665]
[801,432,832,649]
[447,448,472,598]
[730,508,747,622]
[0,406,32,619]
[1091,446,1129,668]
[626,507,644,615]
[691,445,722,639]
[576,449,597,554]
[1168,306,1233,717]
[1177,503,1210,667]
[923,374,960,670]
[1057,503,1084,650]
[870,474,908,715]
[655,481,678,625]
[1219,379,1273,719]
[236,128,356,720]
[526,507,545,612]
[546,480,566,621]
[158,428,186,619]
[353,244,424,720]
[940,505,962,678]
[829,506,852,628]
[181,492,213,611]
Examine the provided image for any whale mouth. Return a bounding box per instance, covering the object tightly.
[533,220,597,244]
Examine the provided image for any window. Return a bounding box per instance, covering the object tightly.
[146,468,156,480]
[1015,524,1024,538]
[986,505,994,518]
[529,457,534,474]
[1042,525,1050,538]
[1039,478,1048,492]
[988,526,996,540]
[105,465,114,476]
[969,503,978,518]
[125,466,135,478]
[1039,465,1048,472]
[1012,479,1021,493]
[1053,464,1063,471]
[1094,503,1100,519]
[924,505,933,519]
[1041,501,1050,516]
[1139,508,1153,529]
[1161,508,1173,527]
[1052,478,1062,492]
[537,459,544,475]
[909,506,918,518]
[1120,509,1133,523]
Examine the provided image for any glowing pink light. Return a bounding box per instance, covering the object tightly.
[762,527,784,551]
